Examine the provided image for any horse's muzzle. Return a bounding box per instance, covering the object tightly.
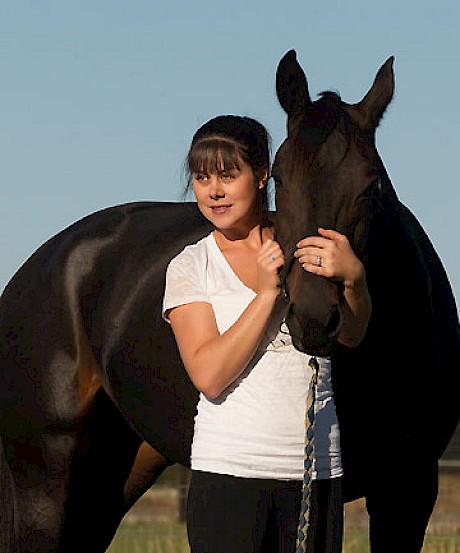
[286,303,341,356]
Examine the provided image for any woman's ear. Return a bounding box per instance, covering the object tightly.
[258,169,269,189]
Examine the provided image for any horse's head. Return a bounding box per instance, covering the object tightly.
[273,50,396,356]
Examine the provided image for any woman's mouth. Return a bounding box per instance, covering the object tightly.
[211,205,231,214]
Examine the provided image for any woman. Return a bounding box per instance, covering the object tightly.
[163,115,371,552]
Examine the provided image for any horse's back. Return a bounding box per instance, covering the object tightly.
[0,201,212,461]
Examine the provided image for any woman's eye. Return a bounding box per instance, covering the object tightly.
[194,173,208,182]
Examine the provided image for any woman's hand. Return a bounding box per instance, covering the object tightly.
[256,239,285,296]
[294,228,364,289]
[169,236,286,399]
[294,227,371,347]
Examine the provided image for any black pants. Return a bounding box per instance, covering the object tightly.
[366,460,439,553]
[186,470,343,553]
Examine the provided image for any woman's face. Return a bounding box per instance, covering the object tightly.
[192,157,265,235]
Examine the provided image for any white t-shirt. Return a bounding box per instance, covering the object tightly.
[163,232,343,481]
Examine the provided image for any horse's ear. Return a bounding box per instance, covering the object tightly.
[355,56,395,129]
[276,50,311,120]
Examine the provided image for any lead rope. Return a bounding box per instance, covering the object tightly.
[296,356,319,552]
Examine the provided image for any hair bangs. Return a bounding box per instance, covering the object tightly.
[188,137,244,176]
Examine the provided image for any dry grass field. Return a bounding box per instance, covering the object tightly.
[107,469,460,552]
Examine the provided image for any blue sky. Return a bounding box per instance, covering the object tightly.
[1,1,459,306]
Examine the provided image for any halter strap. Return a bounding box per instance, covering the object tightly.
[296,356,319,552]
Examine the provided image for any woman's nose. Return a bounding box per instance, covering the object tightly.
[209,177,225,199]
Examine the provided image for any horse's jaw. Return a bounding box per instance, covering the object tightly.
[283,268,341,356]
[285,302,340,357]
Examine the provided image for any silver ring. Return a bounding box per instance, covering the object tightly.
[316,256,322,267]
[269,255,277,262]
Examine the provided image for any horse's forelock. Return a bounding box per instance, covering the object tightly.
[295,92,342,155]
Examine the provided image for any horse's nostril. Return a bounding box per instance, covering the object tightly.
[325,305,340,336]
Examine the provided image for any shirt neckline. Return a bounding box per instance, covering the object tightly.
[208,232,257,296]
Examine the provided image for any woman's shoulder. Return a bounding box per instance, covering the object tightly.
[168,232,214,270]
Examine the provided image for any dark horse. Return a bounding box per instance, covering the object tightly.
[0,202,213,552]
[0,51,458,552]
[273,51,459,551]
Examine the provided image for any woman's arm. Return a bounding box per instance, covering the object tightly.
[338,264,372,347]
[294,228,372,347]
[168,240,284,399]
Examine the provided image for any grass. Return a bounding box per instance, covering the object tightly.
[106,469,460,552]
[107,522,188,553]
[106,521,460,553]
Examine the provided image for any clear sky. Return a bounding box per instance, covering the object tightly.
[1,1,459,306]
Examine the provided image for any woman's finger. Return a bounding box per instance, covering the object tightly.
[318,227,348,242]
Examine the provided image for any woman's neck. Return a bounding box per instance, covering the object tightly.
[214,223,274,252]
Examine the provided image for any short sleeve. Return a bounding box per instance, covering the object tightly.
[162,247,210,323]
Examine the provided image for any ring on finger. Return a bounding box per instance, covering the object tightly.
[316,256,322,267]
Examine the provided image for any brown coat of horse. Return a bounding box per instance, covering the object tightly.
[0,51,458,552]
[0,202,212,551]
[273,50,459,551]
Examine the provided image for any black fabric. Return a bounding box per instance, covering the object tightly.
[186,471,343,553]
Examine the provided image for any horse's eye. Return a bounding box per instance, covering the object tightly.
[368,177,382,198]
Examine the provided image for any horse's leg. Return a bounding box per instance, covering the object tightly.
[59,391,173,552]
[0,435,19,553]
[3,428,79,552]
[59,390,175,553]
[58,388,144,553]
[123,441,170,512]
[2,372,142,552]
[365,460,438,553]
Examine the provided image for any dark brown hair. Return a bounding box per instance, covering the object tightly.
[184,115,272,214]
